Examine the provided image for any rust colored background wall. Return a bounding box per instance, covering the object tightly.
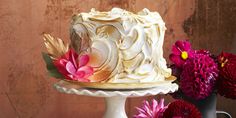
[0,0,235,118]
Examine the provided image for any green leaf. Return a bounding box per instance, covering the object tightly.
[42,52,54,70]
[42,52,64,79]
[47,70,64,78]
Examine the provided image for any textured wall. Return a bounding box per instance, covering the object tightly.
[0,0,235,118]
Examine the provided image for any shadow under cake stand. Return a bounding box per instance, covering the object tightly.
[54,81,178,118]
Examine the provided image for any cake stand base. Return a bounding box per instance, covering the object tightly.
[104,96,127,118]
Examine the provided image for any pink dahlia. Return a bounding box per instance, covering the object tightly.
[217,52,236,99]
[53,49,94,82]
[163,100,202,118]
[133,99,167,118]
[169,40,194,68]
[180,53,218,100]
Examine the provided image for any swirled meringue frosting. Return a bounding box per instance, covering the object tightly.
[70,8,171,83]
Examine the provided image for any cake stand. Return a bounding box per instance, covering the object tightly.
[54,81,178,118]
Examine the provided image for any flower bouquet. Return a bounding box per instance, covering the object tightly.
[133,40,235,118]
[168,40,236,118]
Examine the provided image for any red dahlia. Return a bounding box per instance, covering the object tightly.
[217,52,236,99]
[163,100,202,118]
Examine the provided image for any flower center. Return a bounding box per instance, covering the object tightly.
[221,58,228,67]
[181,51,188,60]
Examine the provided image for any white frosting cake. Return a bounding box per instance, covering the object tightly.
[70,8,171,83]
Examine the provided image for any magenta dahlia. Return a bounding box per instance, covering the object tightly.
[217,52,236,99]
[169,40,193,68]
[133,99,167,118]
[180,53,219,100]
[163,100,202,118]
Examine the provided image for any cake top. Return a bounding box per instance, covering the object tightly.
[71,8,166,30]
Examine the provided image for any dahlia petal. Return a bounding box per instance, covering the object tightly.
[169,54,184,67]
[75,71,86,78]
[175,40,191,51]
[143,101,152,117]
[64,49,73,60]
[159,98,164,108]
[67,74,74,80]
[172,45,181,55]
[188,51,194,58]
[53,59,69,75]
[136,107,146,114]
[78,66,94,78]
[175,40,185,51]
[79,54,90,67]
[144,101,150,108]
[70,49,78,57]
[70,50,78,68]
[183,41,191,51]
[135,113,147,118]
[66,61,77,74]
[152,99,158,112]
[59,59,68,66]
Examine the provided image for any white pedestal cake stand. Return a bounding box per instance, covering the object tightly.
[54,81,178,118]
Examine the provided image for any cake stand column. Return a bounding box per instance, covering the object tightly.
[104,96,127,118]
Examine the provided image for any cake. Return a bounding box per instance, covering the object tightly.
[69,8,171,83]
[43,8,172,85]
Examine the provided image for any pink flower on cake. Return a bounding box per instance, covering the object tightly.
[133,99,167,118]
[169,40,193,68]
[53,49,94,82]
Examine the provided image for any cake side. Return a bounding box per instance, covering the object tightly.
[70,8,171,83]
